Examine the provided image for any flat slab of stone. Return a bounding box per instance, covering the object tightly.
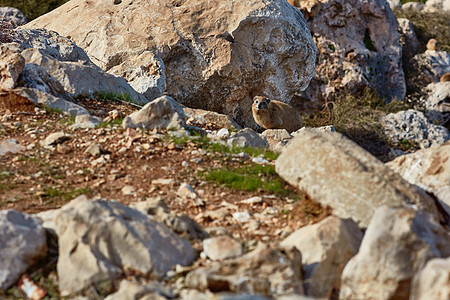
[275,129,441,227]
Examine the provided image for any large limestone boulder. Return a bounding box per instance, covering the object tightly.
[280,216,363,298]
[340,206,450,300]
[410,257,450,300]
[185,244,304,296]
[386,142,450,215]
[0,210,47,289]
[292,0,405,112]
[381,109,450,149]
[24,0,317,127]
[275,129,441,227]
[53,195,195,295]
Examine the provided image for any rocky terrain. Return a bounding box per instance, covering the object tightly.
[0,0,449,299]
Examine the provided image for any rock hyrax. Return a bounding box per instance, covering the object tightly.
[252,96,303,133]
[440,73,450,82]
[426,39,439,51]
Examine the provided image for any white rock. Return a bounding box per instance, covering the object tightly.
[121,185,136,195]
[0,210,47,289]
[227,128,269,149]
[382,109,450,149]
[217,128,230,140]
[410,257,450,300]
[281,216,362,297]
[177,182,204,206]
[275,129,442,227]
[104,280,172,300]
[232,211,251,223]
[386,142,450,216]
[340,206,449,300]
[186,244,304,296]
[0,44,25,90]
[54,195,195,295]
[0,7,27,27]
[203,236,243,261]
[0,139,24,156]
[241,196,263,204]
[122,95,186,130]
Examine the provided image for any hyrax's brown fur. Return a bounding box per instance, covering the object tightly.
[252,96,303,133]
[440,73,450,82]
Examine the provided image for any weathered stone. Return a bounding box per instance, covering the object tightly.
[382,109,450,149]
[71,114,102,129]
[131,197,208,240]
[386,142,450,215]
[122,95,186,130]
[387,0,402,10]
[227,128,269,149]
[402,2,424,10]
[54,195,195,295]
[275,129,441,227]
[184,107,242,131]
[0,44,25,90]
[108,51,166,101]
[20,47,145,103]
[340,206,449,300]
[260,129,292,152]
[409,50,450,92]
[0,90,35,112]
[292,125,336,136]
[0,138,24,156]
[410,257,450,300]
[177,182,204,206]
[216,128,231,140]
[25,0,316,128]
[104,280,172,300]
[293,0,405,112]
[0,210,47,289]
[398,18,420,60]
[0,7,27,27]
[41,131,70,149]
[83,142,106,158]
[11,87,89,116]
[424,0,450,12]
[203,236,243,261]
[420,82,450,126]
[185,244,304,296]
[281,216,362,298]
[12,27,91,64]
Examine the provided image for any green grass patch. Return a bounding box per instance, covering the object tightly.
[166,133,279,161]
[98,117,124,128]
[203,164,292,196]
[363,28,377,52]
[94,91,134,103]
[42,186,91,203]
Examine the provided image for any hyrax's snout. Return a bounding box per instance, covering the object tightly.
[256,101,268,110]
